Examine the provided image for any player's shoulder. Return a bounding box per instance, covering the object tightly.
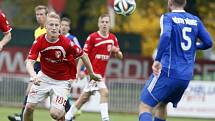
[33,33,45,45]
[34,26,40,32]
[36,33,45,41]
[109,32,117,38]
[59,35,72,45]
[86,32,97,41]
[69,33,76,38]
[88,32,98,38]
[0,10,5,18]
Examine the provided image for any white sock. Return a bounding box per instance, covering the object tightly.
[100,103,109,121]
[65,104,78,120]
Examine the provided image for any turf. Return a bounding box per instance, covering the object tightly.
[0,106,214,121]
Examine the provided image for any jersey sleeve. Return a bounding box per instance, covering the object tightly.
[68,41,84,59]
[113,35,120,48]
[0,12,12,33]
[73,37,81,48]
[83,35,94,54]
[196,18,213,50]
[155,14,172,61]
[27,39,41,60]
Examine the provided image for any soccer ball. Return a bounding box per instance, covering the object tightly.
[114,0,136,16]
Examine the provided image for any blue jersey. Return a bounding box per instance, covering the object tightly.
[65,33,81,48]
[155,10,213,80]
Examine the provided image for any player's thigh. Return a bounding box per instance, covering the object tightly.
[140,71,172,107]
[163,79,189,107]
[51,81,70,111]
[25,102,38,111]
[27,82,50,104]
[98,82,108,98]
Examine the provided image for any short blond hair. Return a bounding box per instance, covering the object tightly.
[35,5,48,14]
[46,12,60,22]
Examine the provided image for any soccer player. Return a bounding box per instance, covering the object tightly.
[60,17,83,114]
[65,14,123,121]
[0,10,12,51]
[139,0,213,121]
[23,12,101,121]
[60,17,81,48]
[8,5,49,121]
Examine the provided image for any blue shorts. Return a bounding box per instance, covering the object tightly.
[140,70,189,108]
[34,61,41,74]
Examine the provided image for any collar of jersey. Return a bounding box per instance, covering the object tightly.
[45,34,59,43]
[172,10,185,12]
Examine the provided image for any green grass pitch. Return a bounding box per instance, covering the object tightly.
[0,106,214,121]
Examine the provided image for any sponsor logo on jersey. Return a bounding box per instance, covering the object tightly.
[95,54,110,60]
[55,51,61,58]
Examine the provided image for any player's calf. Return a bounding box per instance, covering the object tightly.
[23,103,36,121]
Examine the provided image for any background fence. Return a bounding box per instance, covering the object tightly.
[0,74,144,113]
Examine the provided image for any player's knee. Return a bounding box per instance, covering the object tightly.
[156,103,167,111]
[154,103,167,118]
[100,89,109,98]
[24,103,36,114]
[139,102,152,114]
[50,108,64,120]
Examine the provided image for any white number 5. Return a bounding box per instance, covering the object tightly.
[181,27,192,51]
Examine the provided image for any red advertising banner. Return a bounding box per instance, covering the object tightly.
[1,47,215,81]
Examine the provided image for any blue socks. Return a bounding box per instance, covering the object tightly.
[154,117,166,121]
[139,112,152,121]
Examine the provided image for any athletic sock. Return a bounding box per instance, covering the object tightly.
[154,117,166,121]
[100,103,109,121]
[139,112,152,121]
[21,95,28,120]
[65,104,78,120]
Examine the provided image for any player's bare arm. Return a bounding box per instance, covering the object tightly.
[0,31,11,51]
[26,59,41,86]
[80,53,101,81]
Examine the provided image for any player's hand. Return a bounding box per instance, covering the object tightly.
[110,46,119,53]
[89,73,102,82]
[152,61,162,77]
[31,75,41,86]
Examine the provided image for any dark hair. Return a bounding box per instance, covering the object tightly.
[61,17,71,25]
[172,0,186,7]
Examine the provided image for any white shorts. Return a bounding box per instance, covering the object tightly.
[83,76,107,92]
[27,71,70,111]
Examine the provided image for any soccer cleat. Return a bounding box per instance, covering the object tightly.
[8,114,21,121]
[74,110,82,117]
[65,116,76,121]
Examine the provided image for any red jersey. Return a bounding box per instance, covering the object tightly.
[83,32,120,77]
[28,34,83,80]
[0,11,11,33]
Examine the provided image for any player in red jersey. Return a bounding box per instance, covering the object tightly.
[23,12,101,121]
[65,14,123,121]
[0,10,12,51]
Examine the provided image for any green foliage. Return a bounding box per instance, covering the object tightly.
[2,0,215,56]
